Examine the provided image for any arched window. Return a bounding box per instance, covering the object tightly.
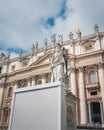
[89,71,96,84]
[8,87,13,97]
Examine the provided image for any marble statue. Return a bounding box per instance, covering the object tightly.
[43,39,47,50]
[19,48,22,58]
[51,34,56,44]
[35,42,38,53]
[50,43,68,82]
[6,52,10,60]
[31,44,35,55]
[94,24,99,33]
[69,32,73,40]
[76,29,81,38]
[58,34,63,45]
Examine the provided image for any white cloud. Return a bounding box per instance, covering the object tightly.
[0,0,104,57]
[52,0,104,40]
[0,0,64,49]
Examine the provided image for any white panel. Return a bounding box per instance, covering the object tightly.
[9,82,65,130]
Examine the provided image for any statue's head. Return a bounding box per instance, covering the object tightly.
[55,43,61,52]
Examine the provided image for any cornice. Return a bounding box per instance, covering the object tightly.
[7,69,51,83]
[76,50,104,59]
[7,63,50,76]
[69,53,76,59]
[7,32,104,63]
[63,32,104,47]
[30,51,52,66]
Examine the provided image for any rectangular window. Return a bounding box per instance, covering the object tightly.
[85,44,93,51]
[22,60,28,67]
[11,65,15,71]
[90,91,97,96]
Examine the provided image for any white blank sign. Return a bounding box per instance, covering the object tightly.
[9,82,66,130]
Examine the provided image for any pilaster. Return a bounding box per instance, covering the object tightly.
[28,77,32,87]
[42,74,46,84]
[78,66,87,124]
[32,76,36,86]
[87,102,91,123]
[98,62,104,124]
[70,67,77,96]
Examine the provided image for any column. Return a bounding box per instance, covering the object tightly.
[98,62,104,124]
[87,102,91,123]
[42,74,46,84]
[28,78,32,87]
[32,76,36,86]
[70,67,77,96]
[100,101,103,124]
[78,67,87,124]
[70,67,78,124]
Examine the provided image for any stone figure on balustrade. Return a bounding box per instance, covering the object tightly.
[19,48,22,58]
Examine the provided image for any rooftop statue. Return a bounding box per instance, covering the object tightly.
[94,24,99,33]
[69,32,73,40]
[51,34,56,44]
[19,48,22,58]
[43,39,47,51]
[0,52,6,62]
[31,44,35,55]
[35,42,38,52]
[76,29,81,38]
[6,52,10,60]
[58,34,63,45]
[50,43,69,83]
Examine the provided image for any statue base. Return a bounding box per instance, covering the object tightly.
[8,82,76,130]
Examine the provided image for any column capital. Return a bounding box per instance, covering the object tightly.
[78,67,84,72]
[31,76,35,79]
[87,101,91,105]
[41,73,46,77]
[27,77,32,81]
[14,80,20,89]
[14,80,19,85]
[98,62,104,69]
[31,75,35,77]
[70,67,76,73]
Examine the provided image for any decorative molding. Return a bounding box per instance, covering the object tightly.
[98,62,104,69]
[14,80,20,86]
[81,39,96,45]
[86,82,100,90]
[78,67,84,72]
[27,77,32,81]
[66,106,75,129]
[70,67,76,73]
[76,55,102,67]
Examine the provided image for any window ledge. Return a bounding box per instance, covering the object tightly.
[86,83,100,90]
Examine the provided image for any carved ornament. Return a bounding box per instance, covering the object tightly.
[98,62,104,69]
[70,67,76,73]
[78,67,84,72]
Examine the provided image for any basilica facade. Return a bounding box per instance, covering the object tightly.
[0,25,104,127]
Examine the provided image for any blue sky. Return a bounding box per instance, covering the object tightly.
[0,0,104,58]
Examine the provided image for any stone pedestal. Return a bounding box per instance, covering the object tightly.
[65,90,77,130]
[8,82,76,130]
